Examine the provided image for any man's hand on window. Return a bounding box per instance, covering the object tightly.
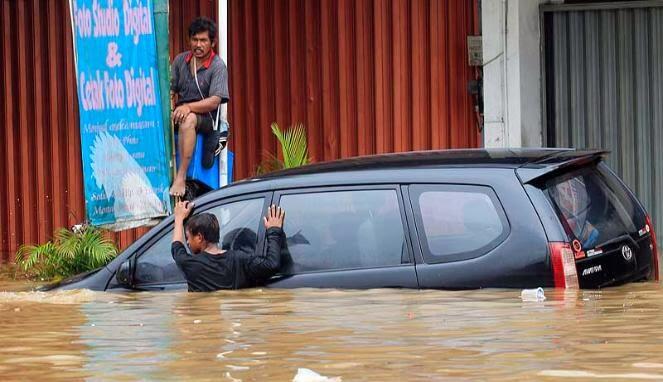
[264,205,285,229]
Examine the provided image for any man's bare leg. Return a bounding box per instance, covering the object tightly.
[170,113,197,196]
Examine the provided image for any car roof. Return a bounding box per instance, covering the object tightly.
[195,148,607,205]
[255,148,607,178]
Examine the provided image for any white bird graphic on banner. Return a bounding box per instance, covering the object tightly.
[90,131,164,221]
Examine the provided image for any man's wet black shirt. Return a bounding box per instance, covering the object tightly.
[171,227,284,292]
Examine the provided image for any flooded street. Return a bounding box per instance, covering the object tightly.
[1,282,663,381]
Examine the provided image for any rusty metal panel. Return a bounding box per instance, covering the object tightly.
[0,0,216,262]
[1,0,477,262]
[228,0,481,180]
[0,0,82,262]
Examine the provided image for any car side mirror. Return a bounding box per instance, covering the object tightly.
[115,259,134,287]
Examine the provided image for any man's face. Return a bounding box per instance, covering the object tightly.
[186,229,204,254]
[190,31,214,59]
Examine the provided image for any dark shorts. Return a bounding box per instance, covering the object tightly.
[175,113,214,135]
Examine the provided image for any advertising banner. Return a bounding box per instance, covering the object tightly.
[69,0,171,230]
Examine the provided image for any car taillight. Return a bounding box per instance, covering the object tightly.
[646,215,659,281]
[549,242,579,288]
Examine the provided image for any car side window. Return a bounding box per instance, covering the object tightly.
[212,198,264,252]
[410,184,509,263]
[277,189,407,275]
[134,197,265,285]
[134,228,185,284]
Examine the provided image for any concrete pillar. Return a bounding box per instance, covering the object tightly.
[219,0,230,185]
[219,0,228,64]
[482,0,546,148]
[218,0,228,122]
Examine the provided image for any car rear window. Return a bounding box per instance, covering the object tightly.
[543,163,645,249]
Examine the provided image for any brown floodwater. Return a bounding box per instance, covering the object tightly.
[1,279,663,381]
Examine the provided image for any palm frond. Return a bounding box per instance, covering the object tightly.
[256,152,284,175]
[15,244,35,265]
[81,234,117,269]
[55,228,79,260]
[271,123,310,169]
[16,242,56,273]
[14,225,118,280]
[80,228,117,268]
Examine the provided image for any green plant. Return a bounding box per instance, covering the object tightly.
[257,122,310,175]
[15,225,118,280]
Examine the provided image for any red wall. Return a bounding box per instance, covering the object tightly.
[228,0,481,179]
[0,0,217,260]
[0,0,478,261]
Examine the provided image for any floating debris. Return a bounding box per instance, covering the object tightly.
[520,287,546,302]
[292,368,342,382]
[0,289,97,304]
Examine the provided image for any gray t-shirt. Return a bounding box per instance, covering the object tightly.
[171,51,229,106]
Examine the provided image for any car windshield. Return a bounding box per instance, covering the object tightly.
[543,163,644,249]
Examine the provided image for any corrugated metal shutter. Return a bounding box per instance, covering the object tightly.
[0,0,216,262]
[228,0,481,179]
[1,0,478,262]
[543,3,663,231]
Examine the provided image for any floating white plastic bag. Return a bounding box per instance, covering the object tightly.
[521,287,546,302]
[292,368,342,382]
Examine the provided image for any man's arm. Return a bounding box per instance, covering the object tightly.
[171,201,195,265]
[170,91,178,112]
[244,205,285,281]
[170,55,180,93]
[172,95,221,123]
[209,60,230,104]
[173,201,194,244]
[184,95,222,114]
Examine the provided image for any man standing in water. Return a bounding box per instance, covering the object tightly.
[170,17,229,197]
[172,201,285,291]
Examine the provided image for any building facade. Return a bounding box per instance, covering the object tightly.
[0,0,480,261]
[483,0,663,236]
